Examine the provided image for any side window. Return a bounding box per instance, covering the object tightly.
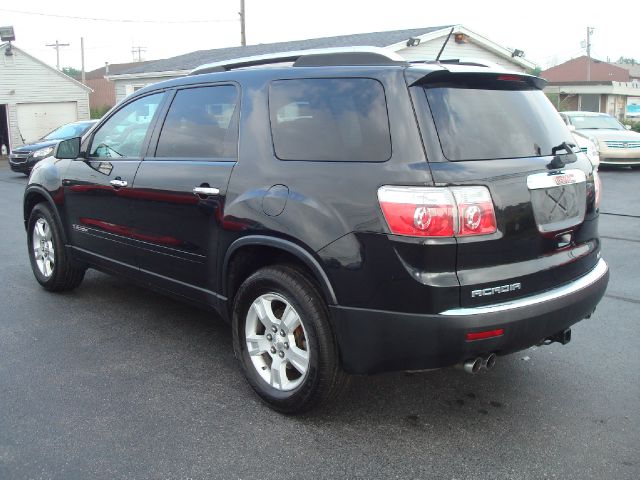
[155,85,239,159]
[269,78,391,162]
[89,93,163,159]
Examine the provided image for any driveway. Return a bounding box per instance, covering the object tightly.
[0,161,638,479]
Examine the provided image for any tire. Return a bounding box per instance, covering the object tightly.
[27,203,85,292]
[232,265,347,414]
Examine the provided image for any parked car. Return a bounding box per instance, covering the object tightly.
[9,120,98,174]
[23,48,609,413]
[560,111,640,167]
[571,132,600,169]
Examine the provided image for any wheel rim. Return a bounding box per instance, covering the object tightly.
[32,217,55,278]
[245,293,310,392]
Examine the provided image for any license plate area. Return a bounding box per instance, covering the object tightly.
[527,169,587,234]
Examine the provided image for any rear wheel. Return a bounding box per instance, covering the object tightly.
[27,203,85,291]
[232,265,347,414]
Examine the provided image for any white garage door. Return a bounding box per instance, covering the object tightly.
[16,102,78,143]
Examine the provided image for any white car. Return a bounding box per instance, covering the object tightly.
[571,132,600,169]
[560,111,640,167]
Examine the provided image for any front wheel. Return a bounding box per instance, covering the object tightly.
[232,265,347,414]
[27,203,85,291]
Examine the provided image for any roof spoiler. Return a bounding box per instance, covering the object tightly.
[409,69,547,90]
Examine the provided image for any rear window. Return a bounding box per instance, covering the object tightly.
[423,79,574,161]
[269,78,391,162]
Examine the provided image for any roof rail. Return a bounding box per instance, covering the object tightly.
[190,47,408,75]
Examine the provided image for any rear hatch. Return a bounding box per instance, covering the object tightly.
[409,68,601,308]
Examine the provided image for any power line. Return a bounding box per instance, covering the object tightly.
[0,8,236,24]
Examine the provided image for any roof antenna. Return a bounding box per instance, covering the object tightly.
[435,27,455,62]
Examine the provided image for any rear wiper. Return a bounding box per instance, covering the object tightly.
[548,142,577,170]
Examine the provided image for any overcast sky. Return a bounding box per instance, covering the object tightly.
[1,1,638,72]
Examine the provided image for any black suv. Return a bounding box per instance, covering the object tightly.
[23,48,609,413]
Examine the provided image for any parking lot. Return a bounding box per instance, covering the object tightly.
[0,160,638,480]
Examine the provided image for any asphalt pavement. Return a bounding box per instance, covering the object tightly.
[0,160,638,480]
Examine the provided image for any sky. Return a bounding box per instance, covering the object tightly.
[1,1,639,72]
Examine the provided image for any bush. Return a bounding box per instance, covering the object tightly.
[622,119,640,133]
[90,105,112,119]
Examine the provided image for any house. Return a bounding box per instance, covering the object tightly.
[82,61,150,113]
[613,62,640,81]
[0,43,91,152]
[107,25,536,103]
[541,56,640,119]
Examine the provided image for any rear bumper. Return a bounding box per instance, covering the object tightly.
[330,259,609,374]
[599,148,640,165]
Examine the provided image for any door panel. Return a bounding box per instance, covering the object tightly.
[63,92,165,266]
[129,85,239,294]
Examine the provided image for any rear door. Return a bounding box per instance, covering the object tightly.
[127,84,239,299]
[410,70,601,308]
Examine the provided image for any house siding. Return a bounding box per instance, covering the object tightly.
[396,38,527,72]
[0,47,90,149]
[114,76,183,103]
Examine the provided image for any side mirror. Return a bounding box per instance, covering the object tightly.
[625,125,632,130]
[567,124,576,132]
[54,136,83,159]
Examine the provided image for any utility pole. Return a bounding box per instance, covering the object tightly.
[586,27,594,81]
[46,40,70,70]
[131,46,147,62]
[239,0,246,46]
[80,37,86,84]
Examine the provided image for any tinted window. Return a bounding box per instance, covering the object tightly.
[424,85,575,161]
[156,86,239,158]
[89,93,163,159]
[269,78,391,162]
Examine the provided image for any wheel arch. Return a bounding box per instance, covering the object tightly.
[222,236,338,307]
[23,186,68,245]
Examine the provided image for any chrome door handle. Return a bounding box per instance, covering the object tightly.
[193,187,220,196]
[110,179,128,188]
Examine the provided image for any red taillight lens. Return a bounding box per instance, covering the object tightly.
[378,186,496,238]
[451,187,497,236]
[378,187,455,237]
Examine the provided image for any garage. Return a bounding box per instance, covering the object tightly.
[0,42,90,151]
[16,101,78,143]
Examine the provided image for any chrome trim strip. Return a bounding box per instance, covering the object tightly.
[526,169,587,190]
[440,258,608,316]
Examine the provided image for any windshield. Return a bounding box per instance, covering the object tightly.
[43,122,94,140]
[423,85,575,161]
[567,115,624,130]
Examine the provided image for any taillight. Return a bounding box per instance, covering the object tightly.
[593,170,602,210]
[378,186,497,238]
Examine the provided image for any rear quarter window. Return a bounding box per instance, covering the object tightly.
[269,78,391,162]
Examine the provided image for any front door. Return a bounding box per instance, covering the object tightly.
[63,92,165,267]
[127,84,239,298]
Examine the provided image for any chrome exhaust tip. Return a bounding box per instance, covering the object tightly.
[483,353,497,370]
[460,357,483,374]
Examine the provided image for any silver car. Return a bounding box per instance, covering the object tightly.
[560,111,640,167]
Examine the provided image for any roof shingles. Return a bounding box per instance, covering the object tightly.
[119,26,452,75]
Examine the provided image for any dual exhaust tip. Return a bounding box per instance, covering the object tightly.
[459,353,497,374]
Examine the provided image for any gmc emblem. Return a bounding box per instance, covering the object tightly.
[553,174,576,186]
[471,283,522,298]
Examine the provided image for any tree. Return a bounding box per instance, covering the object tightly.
[529,66,542,76]
[62,66,81,78]
[616,57,637,65]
